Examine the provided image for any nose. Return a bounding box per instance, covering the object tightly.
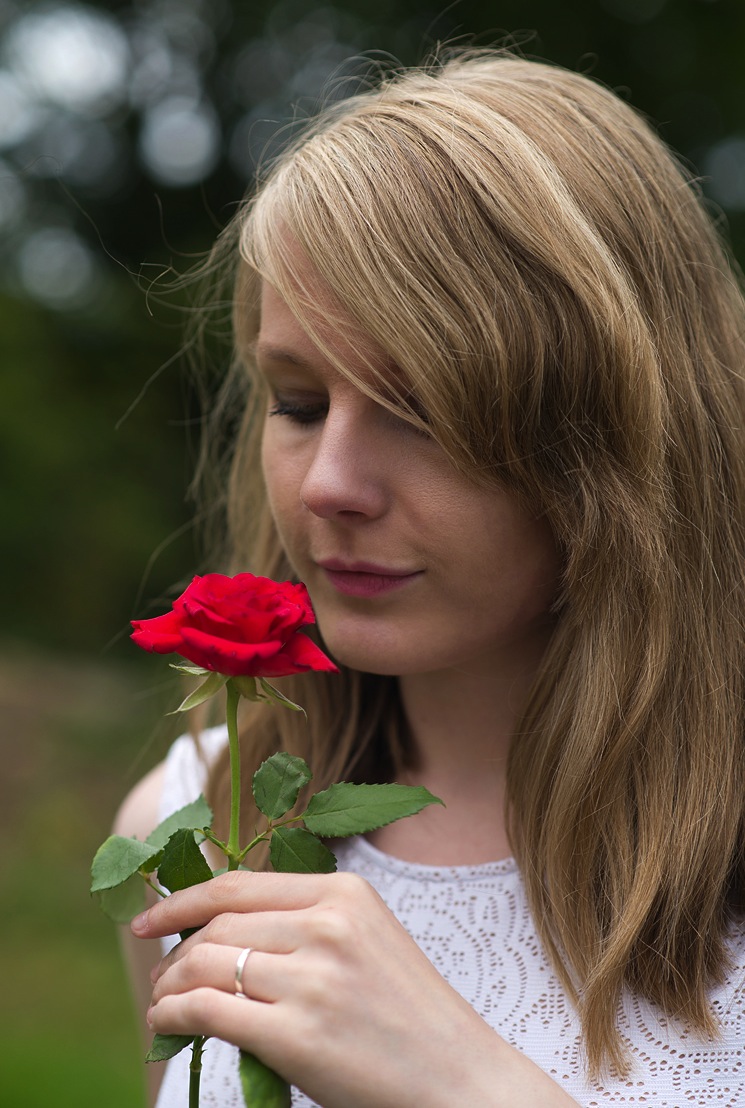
[299,401,389,521]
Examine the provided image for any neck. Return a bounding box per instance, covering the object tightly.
[370,631,551,865]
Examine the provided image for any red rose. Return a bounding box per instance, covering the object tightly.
[131,572,338,678]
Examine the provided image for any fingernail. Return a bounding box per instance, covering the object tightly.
[132,910,150,934]
[146,1006,155,1029]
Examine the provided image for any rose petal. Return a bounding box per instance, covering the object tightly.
[187,572,232,600]
[130,573,324,675]
[131,609,186,654]
[187,574,309,640]
[181,598,235,628]
[230,573,313,617]
[286,581,315,622]
[194,603,280,643]
[256,633,339,677]
[263,607,307,639]
[178,627,285,676]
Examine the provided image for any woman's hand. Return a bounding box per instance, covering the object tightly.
[132,870,577,1108]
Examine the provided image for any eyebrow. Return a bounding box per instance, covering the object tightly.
[253,342,315,369]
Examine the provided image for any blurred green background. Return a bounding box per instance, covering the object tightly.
[2,0,744,1103]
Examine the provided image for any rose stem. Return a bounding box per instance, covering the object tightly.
[225,679,242,870]
[189,1035,206,1108]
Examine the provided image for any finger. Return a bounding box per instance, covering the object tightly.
[152,909,303,981]
[152,943,283,1005]
[147,987,291,1067]
[132,870,341,939]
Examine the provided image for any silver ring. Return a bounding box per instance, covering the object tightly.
[234,947,253,999]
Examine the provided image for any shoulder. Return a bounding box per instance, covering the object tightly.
[113,760,167,840]
[114,725,229,840]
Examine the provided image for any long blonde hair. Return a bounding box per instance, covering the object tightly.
[198,51,745,1076]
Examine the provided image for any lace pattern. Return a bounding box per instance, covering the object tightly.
[154,732,745,1107]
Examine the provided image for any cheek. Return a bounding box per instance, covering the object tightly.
[261,430,292,514]
[261,434,306,558]
[502,519,560,620]
[465,498,560,613]
[260,431,278,509]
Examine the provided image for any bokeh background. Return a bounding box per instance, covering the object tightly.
[2,0,744,1103]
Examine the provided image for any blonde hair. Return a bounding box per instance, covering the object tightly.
[199,51,745,1076]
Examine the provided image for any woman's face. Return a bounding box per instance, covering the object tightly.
[257,273,559,679]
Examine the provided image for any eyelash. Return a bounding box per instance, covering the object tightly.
[267,399,327,425]
[267,396,432,438]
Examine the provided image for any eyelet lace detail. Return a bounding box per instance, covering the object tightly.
[154,732,745,1107]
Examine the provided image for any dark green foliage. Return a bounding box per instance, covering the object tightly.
[146,1034,195,1063]
[269,827,338,873]
[157,828,214,894]
[253,752,313,820]
[239,1051,292,1108]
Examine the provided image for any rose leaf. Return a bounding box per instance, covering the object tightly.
[239,1051,291,1108]
[90,835,161,893]
[252,752,313,820]
[146,796,213,852]
[170,671,229,714]
[269,827,337,874]
[256,678,305,713]
[94,872,147,923]
[157,828,213,894]
[146,1034,195,1063]
[302,782,444,838]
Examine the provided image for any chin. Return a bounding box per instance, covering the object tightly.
[317,627,459,678]
[322,642,406,677]
[315,622,411,677]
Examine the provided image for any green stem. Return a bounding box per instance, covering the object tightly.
[201,827,229,854]
[189,1035,206,1108]
[141,874,167,899]
[226,680,242,870]
[236,832,270,864]
[234,813,310,864]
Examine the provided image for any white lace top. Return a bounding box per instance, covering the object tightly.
[154,729,745,1107]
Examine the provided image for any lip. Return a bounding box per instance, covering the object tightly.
[317,559,423,598]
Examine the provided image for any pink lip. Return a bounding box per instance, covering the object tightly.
[317,559,422,598]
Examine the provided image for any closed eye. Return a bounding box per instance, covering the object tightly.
[267,398,328,425]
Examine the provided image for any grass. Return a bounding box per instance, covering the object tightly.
[0,642,183,1106]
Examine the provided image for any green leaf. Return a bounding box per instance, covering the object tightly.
[146,796,214,852]
[146,1033,194,1063]
[157,828,213,894]
[239,1051,291,1108]
[94,872,147,923]
[257,678,305,712]
[302,782,444,838]
[170,663,211,677]
[253,752,313,820]
[170,671,229,713]
[90,835,160,893]
[270,827,337,874]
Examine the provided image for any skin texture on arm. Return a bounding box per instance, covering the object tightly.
[114,762,168,1108]
[134,871,580,1108]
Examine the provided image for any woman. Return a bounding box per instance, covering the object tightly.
[117,51,745,1106]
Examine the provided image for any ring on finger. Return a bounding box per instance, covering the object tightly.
[234,947,253,999]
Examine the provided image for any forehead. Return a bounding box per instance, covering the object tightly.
[256,276,400,393]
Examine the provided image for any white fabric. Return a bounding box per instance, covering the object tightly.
[154,729,745,1107]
